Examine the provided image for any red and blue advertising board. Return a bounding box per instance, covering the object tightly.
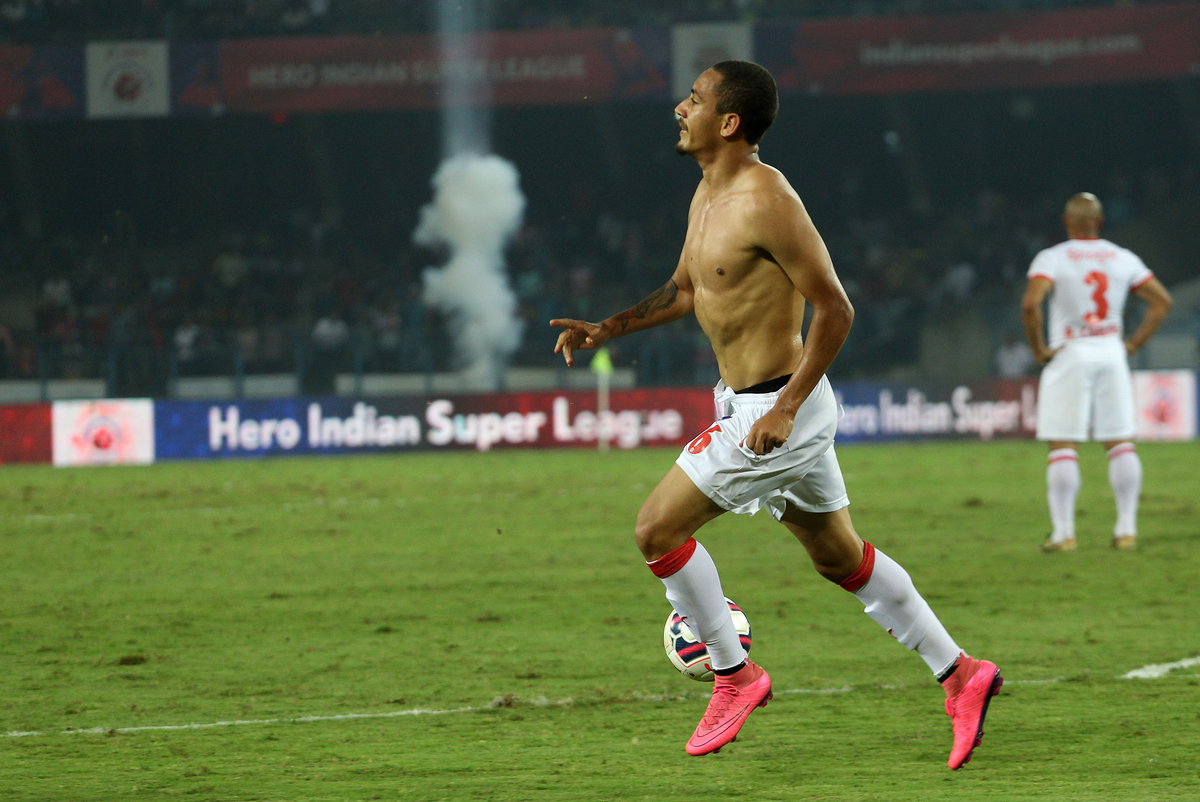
[0,372,1195,467]
[153,388,713,459]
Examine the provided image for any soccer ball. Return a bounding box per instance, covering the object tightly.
[663,598,751,682]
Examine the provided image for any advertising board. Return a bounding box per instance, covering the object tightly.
[0,403,51,464]
[757,2,1200,96]
[0,45,84,120]
[671,22,753,98]
[154,388,713,459]
[1133,369,1197,441]
[51,399,156,467]
[85,40,170,118]
[1,371,1193,468]
[835,379,1040,442]
[218,27,669,114]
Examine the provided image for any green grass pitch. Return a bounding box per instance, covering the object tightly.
[2,440,1198,801]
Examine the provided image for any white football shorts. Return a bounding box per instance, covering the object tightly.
[675,374,849,520]
[1036,338,1136,442]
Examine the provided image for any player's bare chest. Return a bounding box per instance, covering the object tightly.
[681,202,756,281]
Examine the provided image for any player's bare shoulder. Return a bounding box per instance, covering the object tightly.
[735,163,821,258]
[735,164,807,228]
[739,162,800,206]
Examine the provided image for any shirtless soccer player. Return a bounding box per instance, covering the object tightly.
[551,61,1001,769]
[1022,193,1173,552]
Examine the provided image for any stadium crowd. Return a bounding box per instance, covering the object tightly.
[1,160,1174,394]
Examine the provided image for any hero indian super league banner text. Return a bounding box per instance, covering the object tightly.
[211,27,670,114]
[0,372,1194,466]
[146,372,1200,459]
[834,374,1198,443]
[3,4,1200,120]
[756,2,1200,96]
[834,379,1040,443]
[156,388,709,459]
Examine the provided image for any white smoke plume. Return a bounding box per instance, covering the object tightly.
[415,154,526,390]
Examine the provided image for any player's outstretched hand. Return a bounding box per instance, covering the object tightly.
[550,318,610,367]
[743,407,794,456]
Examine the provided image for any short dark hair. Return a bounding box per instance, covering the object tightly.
[711,60,778,146]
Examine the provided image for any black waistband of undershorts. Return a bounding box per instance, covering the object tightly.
[734,373,792,395]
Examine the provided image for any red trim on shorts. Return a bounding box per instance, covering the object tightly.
[1131,273,1154,290]
[647,537,697,578]
[1027,273,1054,283]
[839,541,876,593]
[1107,444,1136,460]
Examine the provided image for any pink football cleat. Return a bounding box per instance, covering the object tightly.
[943,654,1003,770]
[685,660,773,756]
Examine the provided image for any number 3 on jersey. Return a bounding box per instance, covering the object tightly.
[1084,270,1109,324]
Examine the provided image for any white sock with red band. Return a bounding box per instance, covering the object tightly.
[1107,443,1141,537]
[840,542,961,677]
[1047,448,1080,543]
[647,537,747,671]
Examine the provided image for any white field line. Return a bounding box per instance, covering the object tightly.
[3,483,648,525]
[2,655,1189,740]
[3,706,478,739]
[1121,655,1200,679]
[0,673,1122,740]
[5,658,1183,740]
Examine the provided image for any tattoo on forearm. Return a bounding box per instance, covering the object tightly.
[613,279,678,332]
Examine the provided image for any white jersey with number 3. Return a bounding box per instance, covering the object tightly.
[1029,237,1152,441]
[1027,238,1153,350]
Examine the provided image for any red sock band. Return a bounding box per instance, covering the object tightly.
[647,537,697,578]
[1108,444,1135,460]
[838,541,876,593]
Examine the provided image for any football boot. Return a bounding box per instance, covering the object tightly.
[685,660,772,756]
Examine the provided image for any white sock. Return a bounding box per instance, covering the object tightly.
[840,543,961,676]
[647,538,746,671]
[1047,448,1080,542]
[1108,443,1141,537]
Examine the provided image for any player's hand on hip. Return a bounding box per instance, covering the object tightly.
[1124,340,1137,356]
[550,318,609,367]
[1034,345,1059,365]
[743,408,794,456]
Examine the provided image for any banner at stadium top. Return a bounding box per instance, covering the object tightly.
[757,1,1200,96]
[2,2,1198,120]
[0,45,84,120]
[210,28,671,113]
[178,3,1200,114]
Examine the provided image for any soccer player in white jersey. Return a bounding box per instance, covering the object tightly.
[1021,193,1173,552]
